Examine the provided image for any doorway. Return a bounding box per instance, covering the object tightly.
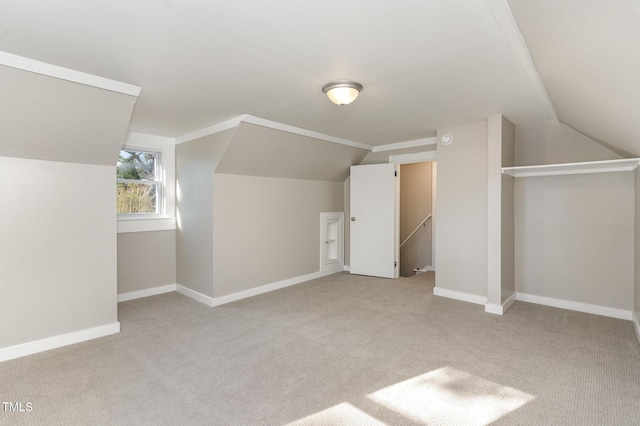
[347,150,437,279]
[399,161,436,277]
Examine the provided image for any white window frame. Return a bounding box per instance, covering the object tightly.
[117,147,163,218]
[117,132,176,233]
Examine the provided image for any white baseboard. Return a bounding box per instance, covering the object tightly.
[516,292,632,321]
[177,268,344,308]
[344,265,350,272]
[176,285,215,307]
[117,284,177,303]
[322,263,345,275]
[433,287,487,305]
[485,292,517,315]
[632,312,640,345]
[0,322,120,363]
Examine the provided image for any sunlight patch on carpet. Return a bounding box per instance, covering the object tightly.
[285,402,385,426]
[367,366,535,425]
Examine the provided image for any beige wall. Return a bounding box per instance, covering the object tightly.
[399,162,433,277]
[634,169,640,327]
[0,157,117,349]
[117,230,176,294]
[515,121,620,166]
[500,118,516,304]
[176,130,235,297]
[212,174,343,298]
[487,115,516,308]
[435,121,489,297]
[515,172,634,310]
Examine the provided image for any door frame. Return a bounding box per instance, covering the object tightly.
[389,150,438,271]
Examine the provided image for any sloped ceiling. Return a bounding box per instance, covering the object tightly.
[215,123,369,182]
[0,0,553,146]
[0,1,635,154]
[0,64,138,165]
[508,0,640,156]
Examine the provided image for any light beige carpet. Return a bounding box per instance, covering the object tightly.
[1,272,639,425]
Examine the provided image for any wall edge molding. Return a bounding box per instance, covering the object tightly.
[389,150,437,164]
[0,322,120,363]
[176,269,344,308]
[207,268,342,307]
[516,292,632,320]
[175,285,215,307]
[117,284,177,303]
[485,292,517,315]
[0,50,140,96]
[371,137,438,153]
[175,116,244,145]
[175,114,373,150]
[433,287,487,305]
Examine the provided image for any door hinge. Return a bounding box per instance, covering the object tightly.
[394,261,397,268]
[394,170,397,177]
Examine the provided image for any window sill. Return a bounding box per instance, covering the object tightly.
[117,217,176,234]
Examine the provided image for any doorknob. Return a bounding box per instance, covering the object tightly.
[351,217,356,221]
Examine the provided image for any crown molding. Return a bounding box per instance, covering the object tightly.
[372,137,438,152]
[176,114,373,150]
[0,50,141,97]
[175,116,243,145]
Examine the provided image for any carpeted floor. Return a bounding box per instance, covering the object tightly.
[1,272,639,425]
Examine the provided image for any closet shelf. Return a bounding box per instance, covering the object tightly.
[501,158,640,177]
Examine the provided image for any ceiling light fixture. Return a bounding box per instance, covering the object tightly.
[322,80,363,106]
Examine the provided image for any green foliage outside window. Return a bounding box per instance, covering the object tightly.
[117,150,159,214]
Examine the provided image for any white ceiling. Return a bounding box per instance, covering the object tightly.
[0,0,635,151]
[508,0,640,157]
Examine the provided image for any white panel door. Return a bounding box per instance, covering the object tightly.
[350,163,398,278]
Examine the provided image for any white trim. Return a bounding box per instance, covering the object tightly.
[484,0,558,122]
[502,158,640,178]
[175,116,244,145]
[0,50,140,97]
[433,287,487,305]
[372,137,438,153]
[0,322,120,363]
[242,115,372,150]
[117,217,176,233]
[485,292,517,315]
[175,114,373,150]
[344,265,351,272]
[176,285,215,307]
[389,150,437,164]
[320,212,345,272]
[516,293,632,320]
[117,284,177,303]
[633,312,640,345]
[176,268,343,308]
[124,132,177,219]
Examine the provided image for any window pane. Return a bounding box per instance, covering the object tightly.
[117,150,156,181]
[117,182,157,214]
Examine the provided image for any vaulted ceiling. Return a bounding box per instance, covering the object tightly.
[0,0,637,153]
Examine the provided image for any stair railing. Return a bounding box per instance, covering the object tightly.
[400,214,432,249]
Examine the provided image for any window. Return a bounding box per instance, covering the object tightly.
[116,149,162,216]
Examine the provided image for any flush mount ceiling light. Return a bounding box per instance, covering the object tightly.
[322,80,363,106]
